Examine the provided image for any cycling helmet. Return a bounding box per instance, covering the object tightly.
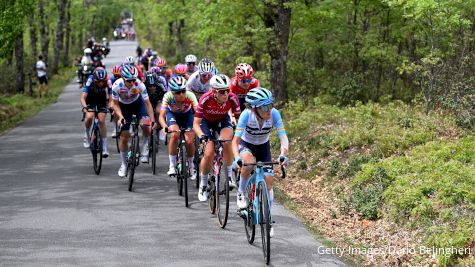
[120,64,138,80]
[145,71,159,86]
[93,67,107,81]
[174,64,187,75]
[235,63,254,79]
[185,54,197,63]
[168,76,187,92]
[245,87,273,107]
[112,65,122,76]
[210,74,230,89]
[150,66,161,75]
[198,58,215,73]
[124,56,135,64]
[156,58,167,67]
[84,48,92,54]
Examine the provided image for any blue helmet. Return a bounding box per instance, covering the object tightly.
[245,87,273,108]
[168,76,187,92]
[93,67,107,81]
[144,71,159,86]
[120,64,138,80]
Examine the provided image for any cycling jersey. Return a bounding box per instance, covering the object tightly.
[161,91,198,114]
[111,78,149,104]
[186,71,212,95]
[195,90,241,123]
[235,108,286,145]
[229,76,259,109]
[83,75,112,108]
[185,66,198,77]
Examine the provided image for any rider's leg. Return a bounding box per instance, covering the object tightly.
[98,112,108,155]
[220,127,234,179]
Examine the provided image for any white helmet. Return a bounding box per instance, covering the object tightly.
[185,54,197,63]
[102,37,107,41]
[210,74,230,89]
[125,56,135,64]
[198,58,215,73]
[84,48,92,54]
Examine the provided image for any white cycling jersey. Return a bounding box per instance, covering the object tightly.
[186,71,212,94]
[235,108,286,145]
[111,78,148,104]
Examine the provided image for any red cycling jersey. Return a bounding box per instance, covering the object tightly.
[195,90,241,123]
[229,76,259,99]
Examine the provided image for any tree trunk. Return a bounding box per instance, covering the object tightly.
[28,14,38,60]
[38,0,50,62]
[63,0,71,66]
[262,0,291,105]
[15,33,25,93]
[52,0,67,74]
[175,19,185,59]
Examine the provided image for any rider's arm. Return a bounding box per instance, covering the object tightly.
[143,98,155,125]
[193,117,204,137]
[158,109,167,130]
[272,108,289,156]
[229,93,241,121]
[232,109,249,158]
[111,99,124,123]
[80,93,88,110]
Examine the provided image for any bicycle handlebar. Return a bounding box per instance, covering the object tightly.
[240,158,286,179]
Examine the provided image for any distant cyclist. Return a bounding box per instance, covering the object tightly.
[230,63,259,111]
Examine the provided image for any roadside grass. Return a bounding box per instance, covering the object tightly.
[0,67,74,134]
[273,98,473,266]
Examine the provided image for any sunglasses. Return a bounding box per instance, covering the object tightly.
[240,78,252,83]
[173,90,186,95]
[215,89,230,95]
[200,73,213,78]
[187,62,195,65]
[125,79,135,83]
[259,104,273,112]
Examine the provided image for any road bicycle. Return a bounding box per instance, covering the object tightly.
[238,159,286,265]
[81,106,108,175]
[165,128,193,207]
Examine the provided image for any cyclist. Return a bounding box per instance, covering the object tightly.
[124,56,144,81]
[111,64,157,177]
[110,64,122,84]
[230,63,260,111]
[156,58,173,84]
[185,54,198,76]
[173,63,189,80]
[158,76,198,178]
[186,58,215,100]
[80,67,112,157]
[232,87,289,237]
[144,71,167,121]
[193,74,241,201]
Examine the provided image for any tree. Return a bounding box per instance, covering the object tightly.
[38,0,50,62]
[52,0,67,74]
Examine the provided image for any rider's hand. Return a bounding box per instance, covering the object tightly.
[151,121,157,129]
[199,134,208,143]
[232,157,242,169]
[118,117,126,127]
[279,154,289,167]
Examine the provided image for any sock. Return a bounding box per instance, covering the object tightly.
[120,151,127,166]
[268,188,274,208]
[238,175,247,193]
[142,138,149,152]
[169,155,177,167]
[227,165,233,179]
[200,173,209,188]
[102,137,108,150]
[84,128,90,139]
[188,157,194,170]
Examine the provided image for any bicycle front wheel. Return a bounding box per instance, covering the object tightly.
[194,137,200,189]
[128,134,139,192]
[244,182,255,244]
[259,182,271,265]
[151,132,157,175]
[176,147,184,196]
[217,163,229,228]
[92,127,103,175]
[115,123,120,153]
[208,176,216,214]
[181,143,189,207]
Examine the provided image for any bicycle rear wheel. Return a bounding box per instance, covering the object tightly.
[128,134,139,192]
[217,163,229,228]
[244,182,255,244]
[92,127,103,175]
[259,183,271,265]
[151,132,157,175]
[208,176,216,214]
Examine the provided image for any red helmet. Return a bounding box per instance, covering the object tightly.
[112,64,122,76]
[156,58,167,67]
[174,64,187,75]
[235,63,254,79]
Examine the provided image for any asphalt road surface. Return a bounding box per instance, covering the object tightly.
[0,40,347,267]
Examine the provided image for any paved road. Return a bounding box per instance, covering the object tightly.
[0,40,346,267]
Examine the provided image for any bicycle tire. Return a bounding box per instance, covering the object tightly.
[151,132,157,175]
[115,123,120,153]
[208,176,216,214]
[217,162,229,228]
[181,142,189,207]
[176,146,184,196]
[128,133,139,192]
[93,127,103,175]
[244,182,255,244]
[259,182,271,265]
[194,137,200,189]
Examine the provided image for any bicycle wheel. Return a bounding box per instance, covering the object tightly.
[194,137,200,189]
[244,182,255,244]
[181,143,189,207]
[176,146,184,196]
[208,176,216,214]
[93,127,103,175]
[151,132,157,175]
[217,162,229,228]
[128,134,139,192]
[259,182,271,264]
[115,123,120,153]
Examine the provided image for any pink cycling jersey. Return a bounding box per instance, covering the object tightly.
[195,90,241,123]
